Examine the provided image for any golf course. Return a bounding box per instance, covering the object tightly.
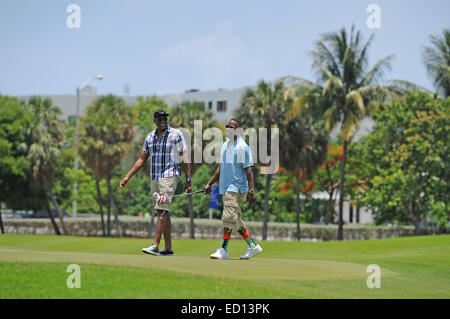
[0,234,449,299]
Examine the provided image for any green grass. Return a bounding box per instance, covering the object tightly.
[0,234,449,298]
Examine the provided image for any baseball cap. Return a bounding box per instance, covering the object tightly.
[153,109,170,118]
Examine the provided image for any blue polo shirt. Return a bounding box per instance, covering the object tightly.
[219,137,253,195]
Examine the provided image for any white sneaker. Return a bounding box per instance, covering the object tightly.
[240,244,263,259]
[142,244,160,256]
[210,248,230,260]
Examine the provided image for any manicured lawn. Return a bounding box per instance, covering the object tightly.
[0,234,449,298]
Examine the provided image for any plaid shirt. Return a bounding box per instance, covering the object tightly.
[142,126,187,180]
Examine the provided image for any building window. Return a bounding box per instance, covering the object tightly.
[208,101,213,110]
[217,100,227,112]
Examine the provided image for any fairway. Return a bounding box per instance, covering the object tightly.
[0,234,449,298]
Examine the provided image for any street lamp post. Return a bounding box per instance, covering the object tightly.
[73,75,103,218]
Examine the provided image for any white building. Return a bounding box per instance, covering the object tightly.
[16,85,252,125]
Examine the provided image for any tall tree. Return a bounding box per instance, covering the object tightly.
[18,97,68,234]
[0,96,32,233]
[310,143,344,224]
[358,92,449,234]
[79,95,135,237]
[283,25,425,240]
[169,101,221,239]
[422,28,450,97]
[239,80,289,240]
[279,115,328,240]
[0,96,30,210]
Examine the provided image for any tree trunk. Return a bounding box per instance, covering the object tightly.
[95,178,106,237]
[413,217,421,235]
[106,176,111,237]
[325,191,334,225]
[188,195,195,239]
[44,177,68,235]
[420,214,431,235]
[295,174,301,241]
[49,192,68,235]
[106,174,118,237]
[356,204,360,224]
[409,191,421,235]
[417,176,431,235]
[262,173,272,240]
[111,193,122,238]
[46,204,60,235]
[337,140,348,240]
[0,210,5,234]
[349,201,353,224]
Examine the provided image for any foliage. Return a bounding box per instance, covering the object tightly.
[238,80,291,239]
[0,96,31,208]
[357,92,449,232]
[169,100,223,172]
[16,96,68,233]
[79,95,135,179]
[79,95,136,236]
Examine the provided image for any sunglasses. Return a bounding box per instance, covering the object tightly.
[225,125,236,129]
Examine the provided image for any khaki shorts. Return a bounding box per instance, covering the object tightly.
[221,191,247,231]
[150,176,179,213]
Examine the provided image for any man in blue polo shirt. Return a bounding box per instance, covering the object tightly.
[203,118,262,260]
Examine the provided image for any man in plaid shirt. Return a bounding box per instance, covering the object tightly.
[120,109,192,256]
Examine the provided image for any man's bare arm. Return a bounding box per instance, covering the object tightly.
[203,165,220,194]
[120,152,149,188]
[179,151,192,192]
[245,166,256,203]
[245,166,254,191]
[207,165,220,187]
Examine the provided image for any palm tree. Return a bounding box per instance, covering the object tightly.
[422,28,450,97]
[284,25,410,240]
[79,95,135,237]
[18,97,68,235]
[169,101,221,239]
[279,115,328,240]
[78,118,107,236]
[239,80,289,240]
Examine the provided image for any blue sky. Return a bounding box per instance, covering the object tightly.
[0,0,449,96]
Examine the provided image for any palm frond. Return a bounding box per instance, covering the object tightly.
[421,28,450,96]
[385,80,434,96]
[313,41,342,77]
[287,92,319,120]
[323,106,340,133]
[323,75,344,95]
[276,75,321,90]
[341,112,360,141]
[359,55,395,86]
[345,90,365,117]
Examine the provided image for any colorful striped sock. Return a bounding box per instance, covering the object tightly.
[222,234,231,251]
[242,231,257,248]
